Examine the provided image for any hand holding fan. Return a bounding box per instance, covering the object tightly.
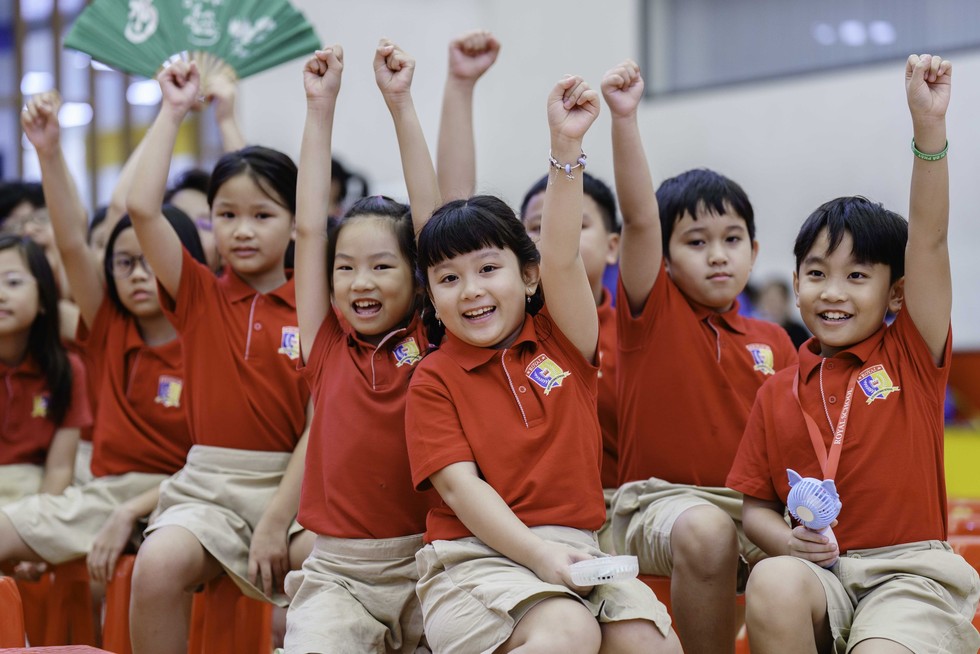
[786,468,841,564]
[64,0,321,88]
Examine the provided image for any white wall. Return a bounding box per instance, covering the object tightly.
[239,0,980,347]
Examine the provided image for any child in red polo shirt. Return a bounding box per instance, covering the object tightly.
[125,59,313,654]
[0,92,204,585]
[405,75,679,654]
[600,59,798,654]
[727,54,980,653]
[282,41,441,653]
[0,234,90,505]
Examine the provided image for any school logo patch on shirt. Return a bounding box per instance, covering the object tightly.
[31,394,48,418]
[746,343,776,375]
[392,337,422,367]
[278,326,300,360]
[155,376,183,408]
[857,364,900,404]
[525,354,571,395]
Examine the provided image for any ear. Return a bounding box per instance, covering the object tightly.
[522,262,541,296]
[605,232,621,266]
[887,277,905,314]
[750,239,760,267]
[792,270,800,308]
[787,468,802,486]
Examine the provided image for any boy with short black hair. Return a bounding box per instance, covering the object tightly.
[601,60,797,654]
[727,54,980,653]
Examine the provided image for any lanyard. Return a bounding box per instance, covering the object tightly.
[791,365,861,480]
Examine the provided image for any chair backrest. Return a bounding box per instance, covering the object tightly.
[0,575,27,647]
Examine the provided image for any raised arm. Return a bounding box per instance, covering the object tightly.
[601,60,661,315]
[106,138,147,229]
[295,46,343,364]
[374,39,440,236]
[125,61,200,297]
[903,54,952,364]
[436,30,499,201]
[205,71,247,152]
[21,92,104,327]
[539,75,600,362]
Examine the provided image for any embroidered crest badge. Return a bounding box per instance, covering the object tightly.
[392,337,422,367]
[857,364,900,404]
[278,326,300,360]
[525,354,571,395]
[155,375,183,408]
[31,395,48,418]
[746,343,776,375]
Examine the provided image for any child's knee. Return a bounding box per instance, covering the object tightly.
[132,529,206,596]
[745,557,817,616]
[600,619,682,654]
[670,505,738,565]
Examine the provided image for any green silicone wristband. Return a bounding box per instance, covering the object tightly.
[911,138,948,161]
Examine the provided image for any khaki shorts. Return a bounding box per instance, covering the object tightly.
[415,525,671,654]
[2,471,165,564]
[72,439,94,487]
[284,534,428,654]
[0,464,43,507]
[597,487,616,554]
[610,478,764,584]
[795,540,980,654]
[146,445,304,607]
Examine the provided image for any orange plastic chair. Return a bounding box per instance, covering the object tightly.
[41,558,98,646]
[14,569,52,646]
[102,554,136,654]
[0,575,27,647]
[187,574,274,654]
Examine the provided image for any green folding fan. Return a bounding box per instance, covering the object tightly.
[64,0,321,82]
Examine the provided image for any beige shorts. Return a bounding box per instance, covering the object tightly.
[72,439,94,487]
[795,540,980,654]
[597,487,616,554]
[0,464,43,507]
[145,445,304,607]
[284,533,428,654]
[610,478,764,583]
[2,471,165,564]
[415,525,671,654]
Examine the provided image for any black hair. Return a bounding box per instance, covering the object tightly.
[656,168,755,259]
[794,196,908,283]
[0,235,71,424]
[416,195,543,345]
[87,206,108,244]
[163,168,211,204]
[519,171,619,234]
[103,206,207,313]
[331,158,370,213]
[0,181,45,229]
[208,146,297,215]
[326,195,416,294]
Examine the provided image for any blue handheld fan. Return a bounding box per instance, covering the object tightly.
[786,469,841,560]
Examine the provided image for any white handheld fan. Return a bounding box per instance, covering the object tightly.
[786,468,841,558]
[569,555,639,586]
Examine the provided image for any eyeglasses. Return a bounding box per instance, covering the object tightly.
[111,253,152,279]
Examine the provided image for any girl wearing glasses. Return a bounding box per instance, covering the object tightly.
[0,91,206,589]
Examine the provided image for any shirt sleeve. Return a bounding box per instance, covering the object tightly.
[405,368,476,491]
[299,308,344,388]
[616,260,670,352]
[61,353,93,429]
[726,383,780,502]
[158,246,214,332]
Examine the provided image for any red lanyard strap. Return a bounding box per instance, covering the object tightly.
[791,366,860,480]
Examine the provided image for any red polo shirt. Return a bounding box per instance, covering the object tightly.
[159,248,309,451]
[406,306,606,543]
[727,308,949,552]
[78,297,192,477]
[617,263,797,487]
[0,352,91,465]
[298,310,437,538]
[596,290,619,489]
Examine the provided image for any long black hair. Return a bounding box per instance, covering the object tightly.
[0,235,72,424]
[416,196,543,345]
[103,206,207,313]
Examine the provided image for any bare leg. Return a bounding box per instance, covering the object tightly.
[599,618,682,654]
[0,512,44,563]
[494,596,602,654]
[745,556,832,654]
[669,505,740,654]
[129,526,223,654]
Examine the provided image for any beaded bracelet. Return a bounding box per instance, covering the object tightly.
[911,138,948,161]
[549,151,588,179]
